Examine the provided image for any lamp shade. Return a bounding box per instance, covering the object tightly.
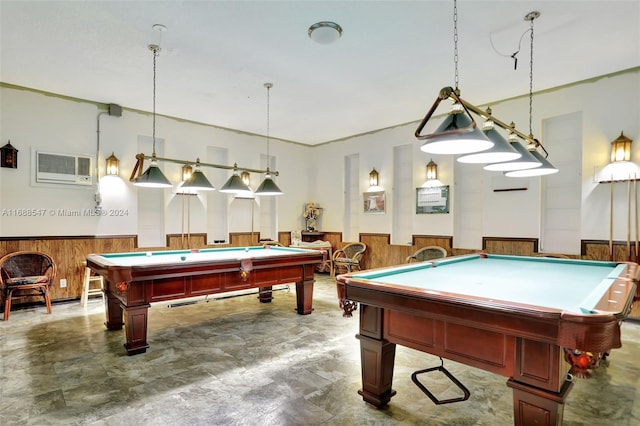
[457,122,521,164]
[181,169,215,191]
[133,162,172,188]
[504,150,558,177]
[255,173,283,196]
[420,109,494,155]
[484,140,542,172]
[220,172,251,194]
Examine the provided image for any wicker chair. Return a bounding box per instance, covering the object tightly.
[332,243,367,278]
[0,251,56,320]
[406,246,447,263]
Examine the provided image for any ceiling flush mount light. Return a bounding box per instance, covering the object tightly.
[255,83,283,196]
[133,39,172,188]
[105,152,119,176]
[308,21,342,44]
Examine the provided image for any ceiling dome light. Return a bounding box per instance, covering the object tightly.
[308,21,342,44]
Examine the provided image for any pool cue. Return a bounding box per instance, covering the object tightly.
[187,194,191,247]
[628,175,632,261]
[610,175,614,261]
[181,194,185,248]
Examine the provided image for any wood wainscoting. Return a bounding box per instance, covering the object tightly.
[2,233,638,318]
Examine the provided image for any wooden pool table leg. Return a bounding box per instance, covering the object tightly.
[295,279,314,314]
[507,378,573,426]
[356,304,397,407]
[122,304,151,355]
[258,286,273,303]
[104,291,123,330]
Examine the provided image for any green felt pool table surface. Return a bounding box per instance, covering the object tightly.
[348,254,632,315]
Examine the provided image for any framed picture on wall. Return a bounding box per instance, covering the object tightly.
[363,191,386,214]
[416,186,449,214]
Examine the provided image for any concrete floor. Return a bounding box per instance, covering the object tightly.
[1,274,638,425]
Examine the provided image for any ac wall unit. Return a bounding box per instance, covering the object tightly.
[36,151,92,185]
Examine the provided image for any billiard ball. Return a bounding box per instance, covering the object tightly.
[244,247,249,252]
[146,252,152,257]
[180,256,186,261]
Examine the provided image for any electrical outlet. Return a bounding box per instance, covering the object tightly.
[60,279,67,288]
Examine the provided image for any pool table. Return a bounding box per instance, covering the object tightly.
[87,245,325,355]
[336,253,639,426]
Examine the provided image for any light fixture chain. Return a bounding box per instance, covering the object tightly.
[152,46,158,155]
[453,0,459,90]
[266,84,270,158]
[528,16,534,137]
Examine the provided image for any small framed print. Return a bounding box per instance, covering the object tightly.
[363,191,385,214]
[416,186,449,214]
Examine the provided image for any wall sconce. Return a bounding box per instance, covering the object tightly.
[1,140,18,169]
[105,152,119,176]
[426,160,438,180]
[367,168,384,192]
[369,168,379,187]
[235,171,256,199]
[423,159,444,188]
[610,131,632,163]
[181,164,193,181]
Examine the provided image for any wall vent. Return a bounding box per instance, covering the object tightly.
[35,151,92,185]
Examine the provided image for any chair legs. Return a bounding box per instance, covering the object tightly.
[4,291,11,321]
[3,286,52,321]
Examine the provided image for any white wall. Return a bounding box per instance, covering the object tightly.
[2,68,639,248]
[310,69,639,249]
[0,85,311,239]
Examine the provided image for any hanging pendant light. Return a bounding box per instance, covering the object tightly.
[457,108,522,163]
[134,42,172,188]
[505,149,558,177]
[484,126,542,172]
[181,158,215,191]
[502,12,558,178]
[234,171,255,199]
[219,163,251,194]
[255,82,283,196]
[415,0,493,156]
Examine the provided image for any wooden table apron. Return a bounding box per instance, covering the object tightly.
[337,257,638,426]
[87,249,324,355]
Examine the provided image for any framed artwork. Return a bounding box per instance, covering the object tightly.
[416,185,449,214]
[363,190,385,214]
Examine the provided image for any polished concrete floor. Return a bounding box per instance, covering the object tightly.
[1,274,639,425]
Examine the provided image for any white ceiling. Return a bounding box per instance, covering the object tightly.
[1,1,639,145]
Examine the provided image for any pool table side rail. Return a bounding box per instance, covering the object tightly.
[86,249,325,283]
